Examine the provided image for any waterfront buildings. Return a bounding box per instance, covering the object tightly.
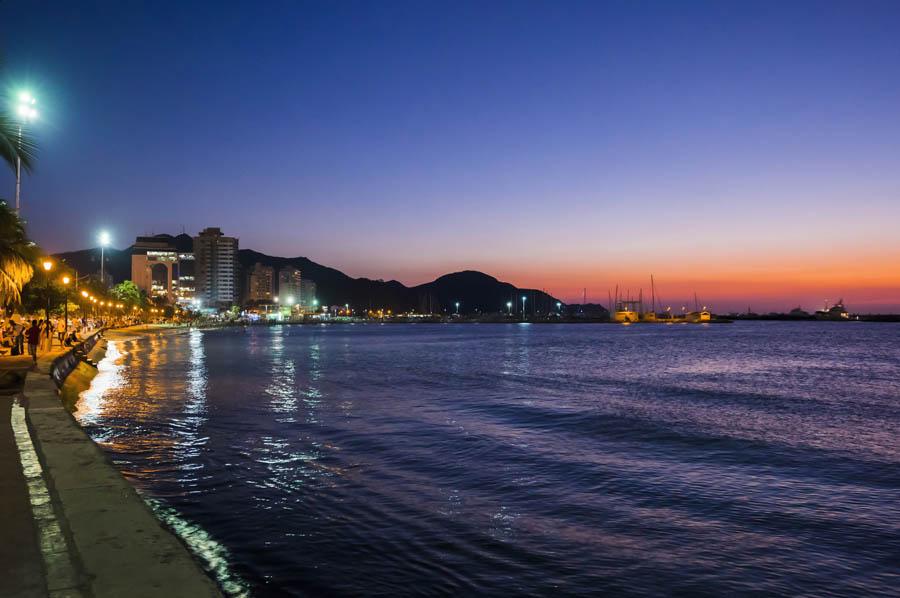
[245,263,275,303]
[300,279,317,310]
[194,227,239,308]
[130,234,195,305]
[278,267,302,304]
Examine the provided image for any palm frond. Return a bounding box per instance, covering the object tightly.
[0,254,33,303]
[0,200,35,303]
[0,111,37,174]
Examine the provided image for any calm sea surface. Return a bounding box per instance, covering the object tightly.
[75,322,900,596]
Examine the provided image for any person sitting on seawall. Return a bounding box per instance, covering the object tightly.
[64,330,79,347]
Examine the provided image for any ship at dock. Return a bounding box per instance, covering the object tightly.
[815,299,850,320]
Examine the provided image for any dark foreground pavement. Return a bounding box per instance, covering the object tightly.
[0,377,45,597]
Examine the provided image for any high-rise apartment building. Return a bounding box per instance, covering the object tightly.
[278,267,302,303]
[193,227,239,307]
[245,262,275,303]
[300,279,318,309]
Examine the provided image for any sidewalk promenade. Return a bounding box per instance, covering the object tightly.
[0,333,221,597]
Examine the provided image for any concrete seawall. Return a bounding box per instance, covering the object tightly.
[22,332,222,597]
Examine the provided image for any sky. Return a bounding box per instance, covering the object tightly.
[1,0,899,311]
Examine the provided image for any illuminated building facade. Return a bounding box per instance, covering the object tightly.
[194,227,239,307]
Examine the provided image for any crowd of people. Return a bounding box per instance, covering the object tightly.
[0,316,105,364]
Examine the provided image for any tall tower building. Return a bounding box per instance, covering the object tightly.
[193,227,238,307]
[245,262,275,303]
[278,267,302,303]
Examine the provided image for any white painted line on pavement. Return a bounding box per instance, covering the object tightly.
[11,401,82,594]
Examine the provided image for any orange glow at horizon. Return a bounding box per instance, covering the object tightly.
[476,244,900,313]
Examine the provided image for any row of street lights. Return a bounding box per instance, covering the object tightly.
[40,258,143,332]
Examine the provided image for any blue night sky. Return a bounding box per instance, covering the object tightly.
[2,1,899,309]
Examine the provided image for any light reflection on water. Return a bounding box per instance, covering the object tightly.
[75,323,900,597]
[75,339,125,429]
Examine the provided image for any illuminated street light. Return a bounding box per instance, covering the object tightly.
[521,295,527,319]
[98,231,111,286]
[506,301,512,315]
[61,276,71,332]
[13,91,38,213]
[41,260,53,326]
[455,301,460,315]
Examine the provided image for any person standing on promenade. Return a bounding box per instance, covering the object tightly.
[56,318,66,344]
[13,319,24,356]
[26,320,40,365]
[38,319,49,352]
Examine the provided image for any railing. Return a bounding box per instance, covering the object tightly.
[50,330,104,389]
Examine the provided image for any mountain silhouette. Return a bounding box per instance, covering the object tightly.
[53,242,561,314]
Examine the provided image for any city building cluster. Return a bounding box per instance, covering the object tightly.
[130,227,317,316]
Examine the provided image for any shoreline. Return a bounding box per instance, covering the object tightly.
[20,326,222,597]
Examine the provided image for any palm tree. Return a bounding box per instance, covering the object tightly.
[0,57,39,303]
[0,110,36,175]
[0,199,35,303]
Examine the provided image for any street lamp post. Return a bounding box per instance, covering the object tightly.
[62,276,71,337]
[14,92,38,214]
[42,260,53,346]
[506,301,512,316]
[455,301,460,315]
[521,295,527,320]
[98,231,111,287]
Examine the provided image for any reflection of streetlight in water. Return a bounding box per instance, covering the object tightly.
[75,340,125,426]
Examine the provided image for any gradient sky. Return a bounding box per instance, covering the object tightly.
[2,1,899,311]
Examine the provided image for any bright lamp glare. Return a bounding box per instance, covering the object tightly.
[18,91,31,103]
[98,231,111,246]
